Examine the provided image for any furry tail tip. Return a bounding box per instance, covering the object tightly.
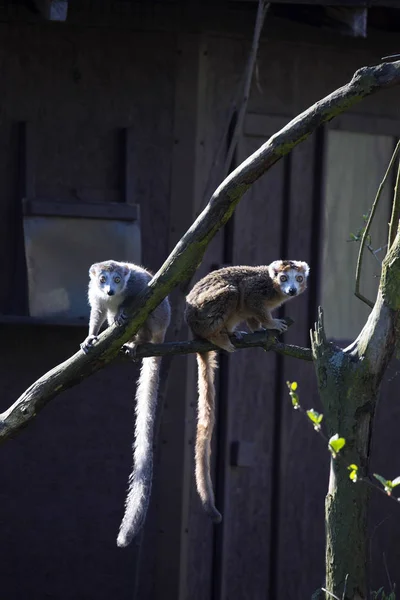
[205,503,223,524]
[116,531,132,548]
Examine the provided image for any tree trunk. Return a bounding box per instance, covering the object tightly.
[312,306,391,600]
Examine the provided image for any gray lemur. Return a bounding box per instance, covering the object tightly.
[185,259,310,523]
[81,260,171,548]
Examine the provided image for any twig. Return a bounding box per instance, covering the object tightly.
[388,154,400,249]
[342,574,348,600]
[200,0,270,209]
[321,589,340,600]
[222,1,270,179]
[122,322,312,363]
[355,140,400,308]
[1,60,400,442]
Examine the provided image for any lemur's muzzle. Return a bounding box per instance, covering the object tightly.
[288,287,297,296]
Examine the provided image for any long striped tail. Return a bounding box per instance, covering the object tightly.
[195,351,222,523]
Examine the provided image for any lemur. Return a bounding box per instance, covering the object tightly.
[185,260,310,523]
[81,260,171,548]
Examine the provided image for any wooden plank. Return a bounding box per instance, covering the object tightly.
[244,113,292,138]
[23,199,139,221]
[217,134,285,600]
[328,113,400,136]
[148,33,207,600]
[122,127,136,206]
[0,314,87,327]
[275,132,327,599]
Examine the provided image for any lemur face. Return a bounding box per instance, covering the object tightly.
[89,261,130,297]
[268,260,310,298]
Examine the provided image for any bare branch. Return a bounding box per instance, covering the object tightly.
[222,0,270,179]
[355,140,400,308]
[201,0,270,208]
[131,325,312,363]
[2,60,400,442]
[388,152,400,249]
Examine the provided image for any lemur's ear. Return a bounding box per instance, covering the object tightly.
[89,264,98,278]
[293,261,310,277]
[121,264,131,280]
[268,260,283,276]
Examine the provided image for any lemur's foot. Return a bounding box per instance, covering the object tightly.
[80,335,98,354]
[122,344,138,361]
[114,310,129,327]
[272,318,288,334]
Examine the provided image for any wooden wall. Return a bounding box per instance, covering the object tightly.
[0,8,400,600]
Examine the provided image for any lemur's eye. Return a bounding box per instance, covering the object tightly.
[114,277,121,283]
[279,275,287,282]
[296,275,304,283]
[100,276,106,283]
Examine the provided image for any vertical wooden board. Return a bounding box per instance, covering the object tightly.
[219,135,285,600]
[185,33,245,600]
[276,134,327,599]
[185,234,225,600]
[137,32,210,600]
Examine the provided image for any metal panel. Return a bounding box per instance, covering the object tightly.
[23,216,141,319]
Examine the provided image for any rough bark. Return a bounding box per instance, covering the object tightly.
[312,287,397,598]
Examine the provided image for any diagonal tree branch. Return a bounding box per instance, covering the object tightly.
[1,60,400,442]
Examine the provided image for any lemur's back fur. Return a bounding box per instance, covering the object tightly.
[81,260,170,547]
[185,261,309,522]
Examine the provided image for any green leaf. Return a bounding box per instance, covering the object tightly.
[290,382,298,391]
[373,473,394,495]
[348,463,358,483]
[291,393,300,409]
[391,476,400,487]
[307,409,323,431]
[328,434,346,457]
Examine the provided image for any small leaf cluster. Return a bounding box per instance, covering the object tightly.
[373,474,400,497]
[286,381,345,458]
[286,381,400,500]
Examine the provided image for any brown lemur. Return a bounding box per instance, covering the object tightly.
[185,260,310,523]
[81,260,171,548]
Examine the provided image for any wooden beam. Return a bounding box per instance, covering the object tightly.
[33,0,68,21]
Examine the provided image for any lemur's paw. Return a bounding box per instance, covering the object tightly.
[272,318,288,333]
[80,335,98,354]
[122,344,138,361]
[114,310,129,327]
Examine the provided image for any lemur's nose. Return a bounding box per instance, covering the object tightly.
[107,290,115,296]
[288,287,297,296]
